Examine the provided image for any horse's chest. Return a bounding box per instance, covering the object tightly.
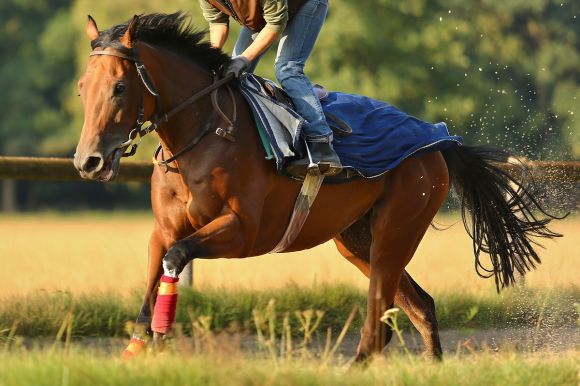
[185,181,227,230]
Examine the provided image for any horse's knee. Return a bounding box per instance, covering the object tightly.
[162,243,191,277]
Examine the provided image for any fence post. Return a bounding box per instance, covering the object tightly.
[1,180,17,212]
[179,261,193,288]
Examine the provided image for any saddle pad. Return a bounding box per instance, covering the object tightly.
[321,92,463,178]
[239,75,462,178]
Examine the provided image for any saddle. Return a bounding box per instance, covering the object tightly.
[253,76,353,138]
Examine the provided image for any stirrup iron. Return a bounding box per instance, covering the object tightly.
[305,141,321,176]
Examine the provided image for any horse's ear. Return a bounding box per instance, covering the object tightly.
[120,15,140,48]
[86,15,99,42]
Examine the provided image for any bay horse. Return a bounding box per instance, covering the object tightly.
[74,13,561,362]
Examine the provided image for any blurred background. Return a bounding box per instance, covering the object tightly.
[0,7,580,376]
[0,0,578,211]
[0,0,577,295]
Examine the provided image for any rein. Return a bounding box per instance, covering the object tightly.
[89,48,236,168]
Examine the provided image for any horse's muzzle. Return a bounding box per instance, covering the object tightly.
[74,148,122,181]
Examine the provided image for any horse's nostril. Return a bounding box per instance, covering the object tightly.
[82,155,104,173]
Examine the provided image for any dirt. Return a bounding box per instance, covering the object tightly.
[34,326,578,358]
[388,326,580,355]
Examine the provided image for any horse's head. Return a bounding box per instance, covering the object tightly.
[74,16,145,181]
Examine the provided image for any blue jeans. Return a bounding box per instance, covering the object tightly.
[232,0,332,143]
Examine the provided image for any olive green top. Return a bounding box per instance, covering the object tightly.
[199,0,289,33]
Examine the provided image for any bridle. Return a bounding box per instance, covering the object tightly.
[88,46,237,169]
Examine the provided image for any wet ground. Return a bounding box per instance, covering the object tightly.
[36,326,579,358]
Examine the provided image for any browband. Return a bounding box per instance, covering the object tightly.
[89,49,135,62]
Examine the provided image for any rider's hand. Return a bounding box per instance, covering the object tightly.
[224,56,251,78]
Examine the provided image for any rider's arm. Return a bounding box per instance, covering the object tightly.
[209,24,229,49]
[240,0,288,61]
[199,0,230,48]
[240,28,277,61]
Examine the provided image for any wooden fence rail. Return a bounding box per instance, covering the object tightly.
[0,156,152,182]
[1,156,578,288]
[0,156,578,183]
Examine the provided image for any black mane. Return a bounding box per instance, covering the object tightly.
[91,12,231,72]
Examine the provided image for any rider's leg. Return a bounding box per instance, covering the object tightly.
[274,0,342,176]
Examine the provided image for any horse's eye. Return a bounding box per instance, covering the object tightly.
[113,82,125,96]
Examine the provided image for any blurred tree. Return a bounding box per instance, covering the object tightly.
[307,0,579,159]
[0,0,75,210]
[1,0,577,159]
[0,0,75,156]
[0,0,577,210]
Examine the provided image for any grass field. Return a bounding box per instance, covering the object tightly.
[1,283,579,337]
[0,212,578,385]
[0,212,578,297]
[0,348,578,386]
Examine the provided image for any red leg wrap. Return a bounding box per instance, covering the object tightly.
[151,275,179,334]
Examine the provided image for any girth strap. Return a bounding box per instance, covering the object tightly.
[269,173,325,253]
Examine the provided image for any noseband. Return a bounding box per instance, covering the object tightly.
[88,47,237,167]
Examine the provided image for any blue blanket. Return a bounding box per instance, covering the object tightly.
[239,75,462,178]
[321,92,463,177]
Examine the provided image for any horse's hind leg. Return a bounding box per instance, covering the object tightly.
[355,153,449,363]
[334,227,442,359]
[397,274,442,359]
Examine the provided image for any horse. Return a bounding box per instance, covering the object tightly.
[73,13,561,363]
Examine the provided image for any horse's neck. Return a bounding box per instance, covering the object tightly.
[139,43,215,153]
[139,43,262,173]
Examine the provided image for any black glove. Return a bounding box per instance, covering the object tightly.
[224,56,251,78]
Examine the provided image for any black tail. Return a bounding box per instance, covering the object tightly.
[442,145,565,291]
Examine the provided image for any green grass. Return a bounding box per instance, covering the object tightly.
[1,284,578,338]
[0,349,577,386]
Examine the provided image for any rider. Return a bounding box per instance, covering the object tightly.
[198,0,342,176]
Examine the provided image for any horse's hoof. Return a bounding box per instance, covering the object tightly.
[152,332,167,353]
[421,351,443,362]
[349,352,372,369]
[122,337,147,360]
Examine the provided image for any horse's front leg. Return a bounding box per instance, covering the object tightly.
[151,212,248,341]
[122,223,166,359]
